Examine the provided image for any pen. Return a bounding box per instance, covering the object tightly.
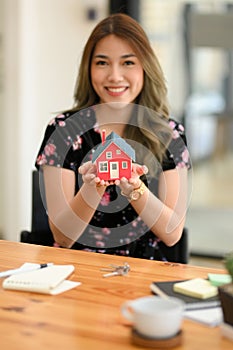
[0,263,54,278]
[150,283,170,299]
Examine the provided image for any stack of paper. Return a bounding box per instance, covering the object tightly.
[184,307,223,327]
[173,278,218,299]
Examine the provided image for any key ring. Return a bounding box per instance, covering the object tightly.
[100,262,130,277]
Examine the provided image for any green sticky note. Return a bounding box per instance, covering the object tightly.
[208,273,232,287]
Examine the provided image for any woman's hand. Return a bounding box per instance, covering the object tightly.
[79,161,148,192]
[115,164,148,195]
[78,161,111,187]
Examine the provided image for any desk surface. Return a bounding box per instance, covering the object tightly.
[0,240,232,350]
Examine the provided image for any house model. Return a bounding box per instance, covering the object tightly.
[92,131,136,181]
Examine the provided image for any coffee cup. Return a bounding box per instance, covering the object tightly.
[121,296,184,339]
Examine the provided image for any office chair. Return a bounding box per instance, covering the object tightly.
[20,170,54,246]
[20,170,189,263]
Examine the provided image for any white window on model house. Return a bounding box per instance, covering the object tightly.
[122,161,128,169]
[106,151,112,159]
[99,162,108,172]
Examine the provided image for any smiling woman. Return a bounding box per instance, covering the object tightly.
[90,35,144,104]
[34,13,191,260]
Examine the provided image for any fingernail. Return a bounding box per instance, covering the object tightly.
[143,165,148,174]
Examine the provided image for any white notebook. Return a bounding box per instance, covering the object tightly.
[2,263,80,295]
[185,307,223,327]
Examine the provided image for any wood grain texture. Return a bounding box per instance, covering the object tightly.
[0,240,232,350]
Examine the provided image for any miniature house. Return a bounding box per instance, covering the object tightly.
[92,131,136,181]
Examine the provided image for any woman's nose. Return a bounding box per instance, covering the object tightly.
[107,65,124,82]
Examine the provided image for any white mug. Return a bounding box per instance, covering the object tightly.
[121,296,184,339]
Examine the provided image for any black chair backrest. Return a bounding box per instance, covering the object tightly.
[20,170,54,246]
[32,170,51,234]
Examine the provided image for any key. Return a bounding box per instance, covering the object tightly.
[102,263,130,277]
[103,271,121,278]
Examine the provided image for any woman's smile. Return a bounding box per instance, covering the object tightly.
[105,86,129,96]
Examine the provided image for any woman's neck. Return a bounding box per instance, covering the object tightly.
[95,102,134,137]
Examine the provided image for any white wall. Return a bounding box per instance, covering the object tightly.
[0,0,4,238]
[1,0,108,241]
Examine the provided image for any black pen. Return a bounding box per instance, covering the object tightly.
[0,263,53,278]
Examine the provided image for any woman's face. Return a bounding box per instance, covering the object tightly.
[91,34,144,105]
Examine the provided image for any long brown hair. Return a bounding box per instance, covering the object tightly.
[70,13,172,170]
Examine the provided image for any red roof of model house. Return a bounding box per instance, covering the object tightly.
[92,131,136,181]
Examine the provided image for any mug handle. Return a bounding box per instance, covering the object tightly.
[121,301,135,322]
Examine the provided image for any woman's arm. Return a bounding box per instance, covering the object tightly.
[119,167,188,246]
[42,164,105,248]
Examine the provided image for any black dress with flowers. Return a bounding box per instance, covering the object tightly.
[35,107,191,260]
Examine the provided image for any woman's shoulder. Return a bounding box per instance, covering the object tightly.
[168,118,186,138]
[47,110,80,128]
[163,117,191,170]
[47,107,96,129]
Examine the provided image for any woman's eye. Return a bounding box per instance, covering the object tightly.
[124,60,135,66]
[96,60,107,66]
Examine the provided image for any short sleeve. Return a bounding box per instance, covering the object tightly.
[35,109,98,172]
[35,114,77,170]
[162,119,191,171]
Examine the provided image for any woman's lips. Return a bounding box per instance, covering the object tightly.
[105,87,128,96]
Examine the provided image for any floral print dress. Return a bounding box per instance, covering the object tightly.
[36,107,191,260]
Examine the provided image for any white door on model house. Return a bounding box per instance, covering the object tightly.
[110,162,119,179]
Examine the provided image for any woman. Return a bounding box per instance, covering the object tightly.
[36,13,191,260]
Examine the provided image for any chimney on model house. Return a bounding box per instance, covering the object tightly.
[102,129,106,145]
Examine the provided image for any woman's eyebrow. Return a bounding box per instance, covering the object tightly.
[121,54,137,58]
[93,54,136,59]
[93,54,108,59]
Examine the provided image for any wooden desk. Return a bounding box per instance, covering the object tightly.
[0,240,232,350]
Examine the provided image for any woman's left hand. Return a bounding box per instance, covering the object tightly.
[115,164,148,195]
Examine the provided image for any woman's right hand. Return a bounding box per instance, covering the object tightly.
[78,161,108,187]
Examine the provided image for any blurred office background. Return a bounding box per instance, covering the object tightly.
[0,0,232,261]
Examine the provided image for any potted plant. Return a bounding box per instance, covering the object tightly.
[218,251,233,336]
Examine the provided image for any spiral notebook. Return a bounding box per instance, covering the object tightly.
[2,263,80,295]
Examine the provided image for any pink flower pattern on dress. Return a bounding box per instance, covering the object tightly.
[44,143,56,156]
[36,153,47,165]
[100,192,111,206]
[168,119,191,169]
[72,135,83,151]
[102,227,111,235]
